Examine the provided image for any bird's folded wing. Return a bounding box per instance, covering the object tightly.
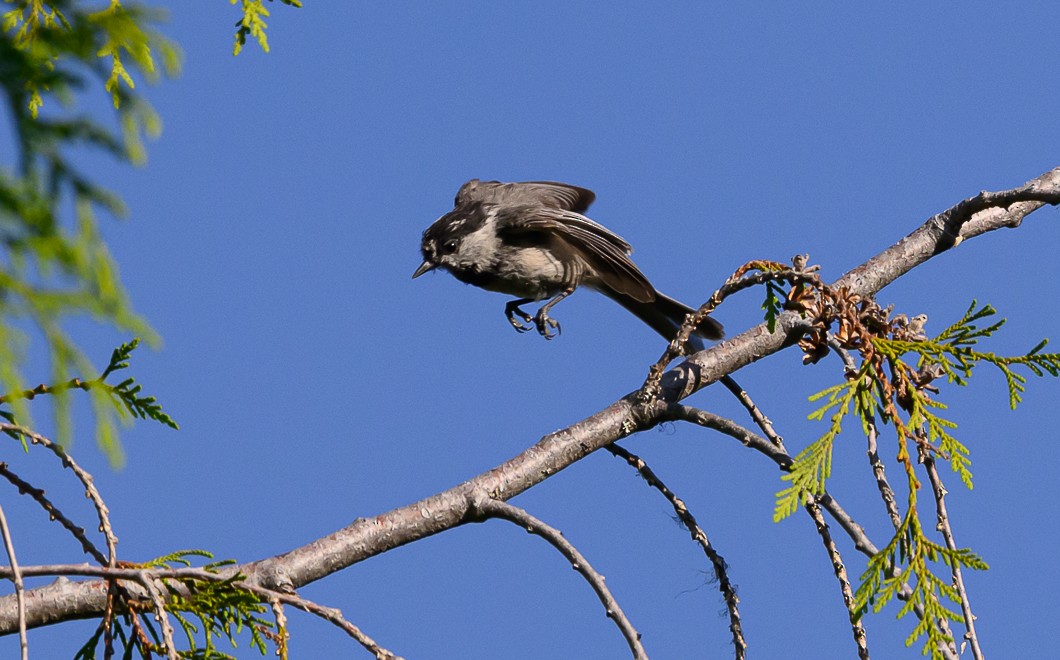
[456,180,596,214]
[496,206,655,303]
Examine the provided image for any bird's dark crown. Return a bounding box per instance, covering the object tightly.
[420,200,490,262]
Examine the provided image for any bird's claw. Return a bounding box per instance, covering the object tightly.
[505,302,534,333]
[534,311,561,339]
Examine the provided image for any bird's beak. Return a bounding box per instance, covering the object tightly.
[412,261,436,279]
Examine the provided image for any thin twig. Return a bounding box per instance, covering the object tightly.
[0,377,94,404]
[268,597,290,660]
[1,424,134,655]
[923,452,983,660]
[275,590,402,660]
[471,498,648,660]
[803,498,869,660]
[641,267,823,399]
[866,409,958,658]
[826,336,859,375]
[607,442,746,659]
[864,416,901,528]
[0,424,118,564]
[816,494,878,556]
[658,406,878,556]
[101,586,116,659]
[659,404,791,469]
[0,462,109,565]
[137,571,178,660]
[719,374,787,451]
[0,503,27,660]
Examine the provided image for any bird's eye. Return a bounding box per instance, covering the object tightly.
[442,239,458,254]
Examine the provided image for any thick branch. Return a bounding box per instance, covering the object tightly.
[2,167,1057,634]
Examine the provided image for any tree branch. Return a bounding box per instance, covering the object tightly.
[0,503,26,660]
[0,463,109,566]
[803,498,869,660]
[923,450,983,660]
[469,498,647,659]
[0,425,117,566]
[1,166,1057,636]
[136,571,177,660]
[606,442,745,659]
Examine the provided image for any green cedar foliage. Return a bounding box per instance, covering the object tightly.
[764,282,1060,657]
[0,0,289,463]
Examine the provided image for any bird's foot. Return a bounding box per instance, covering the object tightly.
[534,309,561,339]
[505,301,534,333]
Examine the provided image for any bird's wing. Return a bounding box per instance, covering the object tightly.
[455,180,596,214]
[496,206,655,302]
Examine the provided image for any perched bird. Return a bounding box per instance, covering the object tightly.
[413,179,723,350]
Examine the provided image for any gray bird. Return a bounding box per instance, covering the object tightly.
[413,179,723,349]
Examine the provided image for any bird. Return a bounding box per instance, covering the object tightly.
[413,179,723,350]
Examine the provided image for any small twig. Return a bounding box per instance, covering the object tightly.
[0,462,110,565]
[817,492,947,650]
[0,427,158,656]
[0,424,118,564]
[659,404,791,469]
[719,375,787,451]
[268,597,290,660]
[864,416,902,528]
[672,387,868,659]
[826,335,860,377]
[101,586,116,659]
[607,442,746,659]
[471,498,647,660]
[658,406,880,558]
[641,266,823,398]
[276,590,402,660]
[816,494,878,556]
[137,571,178,660]
[0,503,27,660]
[923,452,983,660]
[0,377,94,404]
[803,498,869,660]
[866,422,958,659]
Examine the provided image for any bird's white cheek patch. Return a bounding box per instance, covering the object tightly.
[455,224,501,265]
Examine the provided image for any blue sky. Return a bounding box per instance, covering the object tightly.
[4,2,1060,658]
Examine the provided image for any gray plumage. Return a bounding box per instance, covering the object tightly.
[414,179,723,348]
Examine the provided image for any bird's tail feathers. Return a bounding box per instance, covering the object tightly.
[611,291,724,352]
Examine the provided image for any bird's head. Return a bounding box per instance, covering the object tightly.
[412,203,489,278]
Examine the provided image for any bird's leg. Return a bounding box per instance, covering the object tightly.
[534,289,574,340]
[504,298,535,333]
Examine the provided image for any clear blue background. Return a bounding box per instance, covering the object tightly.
[4,2,1059,658]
